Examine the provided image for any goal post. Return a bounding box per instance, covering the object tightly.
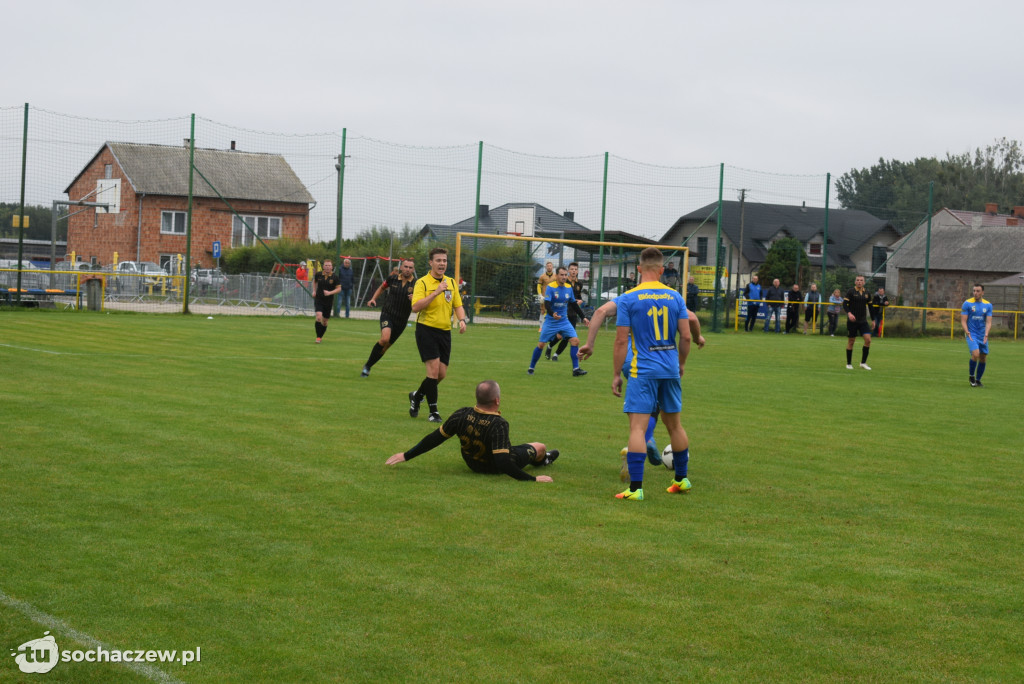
[454,232,689,324]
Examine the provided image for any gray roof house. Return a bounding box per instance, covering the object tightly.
[419,202,656,246]
[886,206,1024,308]
[660,201,901,284]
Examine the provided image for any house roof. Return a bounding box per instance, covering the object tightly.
[888,213,1024,271]
[662,201,899,269]
[419,202,654,247]
[983,271,1024,286]
[419,203,592,242]
[944,208,1024,228]
[65,142,314,204]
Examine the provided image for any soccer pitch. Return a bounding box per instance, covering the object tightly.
[2,311,1022,683]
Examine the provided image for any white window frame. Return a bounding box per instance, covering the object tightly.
[161,211,187,235]
[807,243,822,256]
[232,214,282,247]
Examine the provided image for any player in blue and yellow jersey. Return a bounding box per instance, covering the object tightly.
[961,283,993,387]
[408,248,467,423]
[580,296,704,478]
[611,247,692,501]
[527,266,590,376]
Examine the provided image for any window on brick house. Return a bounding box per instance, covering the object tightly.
[161,211,186,235]
[808,243,822,256]
[232,215,282,247]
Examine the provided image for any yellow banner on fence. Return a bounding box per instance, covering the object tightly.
[690,265,728,293]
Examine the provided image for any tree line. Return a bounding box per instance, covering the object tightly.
[836,137,1024,231]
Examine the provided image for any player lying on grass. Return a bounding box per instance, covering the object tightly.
[386,380,560,482]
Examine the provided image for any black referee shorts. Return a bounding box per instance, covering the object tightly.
[415,323,452,364]
[380,312,410,343]
[847,319,872,337]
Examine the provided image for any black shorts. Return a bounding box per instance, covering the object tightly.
[380,312,410,343]
[509,443,538,468]
[415,323,452,364]
[804,307,815,321]
[847,319,872,337]
[314,299,333,319]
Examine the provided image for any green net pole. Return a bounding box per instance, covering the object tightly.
[470,141,482,323]
[183,114,195,313]
[921,181,933,332]
[725,243,732,328]
[15,103,28,304]
[711,163,724,332]
[337,128,347,249]
[597,152,608,305]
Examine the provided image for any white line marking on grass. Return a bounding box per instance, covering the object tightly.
[0,343,62,354]
[0,342,355,363]
[0,588,186,684]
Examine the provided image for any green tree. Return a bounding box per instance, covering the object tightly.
[836,138,1024,230]
[757,237,808,287]
[0,203,63,241]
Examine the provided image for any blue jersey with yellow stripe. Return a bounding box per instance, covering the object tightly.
[615,282,688,379]
[961,297,992,339]
[544,281,575,320]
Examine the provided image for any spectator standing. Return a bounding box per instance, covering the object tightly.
[826,288,843,336]
[743,275,762,331]
[663,261,680,289]
[785,283,801,334]
[803,283,822,334]
[337,258,354,318]
[686,276,700,312]
[763,278,785,333]
[870,286,889,336]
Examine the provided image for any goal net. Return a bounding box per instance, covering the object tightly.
[454,232,689,325]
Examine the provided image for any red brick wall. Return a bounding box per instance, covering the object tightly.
[67,148,310,268]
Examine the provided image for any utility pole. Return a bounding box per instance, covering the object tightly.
[735,189,747,299]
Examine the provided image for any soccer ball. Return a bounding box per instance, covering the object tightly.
[661,444,674,469]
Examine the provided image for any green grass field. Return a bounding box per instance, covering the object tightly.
[2,310,1022,683]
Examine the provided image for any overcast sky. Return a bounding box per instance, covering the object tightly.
[11,0,1022,173]
[6,0,1024,241]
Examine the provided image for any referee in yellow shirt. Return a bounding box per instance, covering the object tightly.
[408,247,467,422]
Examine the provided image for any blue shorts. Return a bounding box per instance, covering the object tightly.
[966,337,989,355]
[539,317,578,344]
[623,376,682,415]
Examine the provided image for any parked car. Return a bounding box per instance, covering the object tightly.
[110,261,168,293]
[190,268,228,293]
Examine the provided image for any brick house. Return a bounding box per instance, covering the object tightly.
[64,142,314,269]
[886,204,1024,308]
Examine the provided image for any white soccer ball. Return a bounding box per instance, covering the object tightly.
[662,444,674,469]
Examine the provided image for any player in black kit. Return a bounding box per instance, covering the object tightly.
[843,275,873,370]
[361,258,417,377]
[386,380,560,482]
